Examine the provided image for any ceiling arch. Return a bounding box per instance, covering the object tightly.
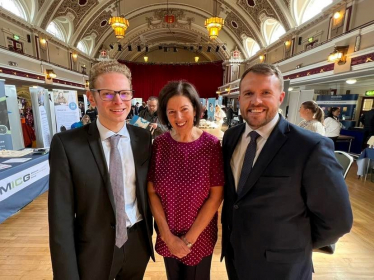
[13,0,328,63]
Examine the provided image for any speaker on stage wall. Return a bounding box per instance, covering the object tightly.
[27,34,31,43]
[298,37,302,45]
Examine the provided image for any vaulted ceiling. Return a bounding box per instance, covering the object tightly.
[27,0,298,61]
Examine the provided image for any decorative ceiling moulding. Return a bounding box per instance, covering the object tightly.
[225,12,258,46]
[74,10,113,46]
[52,0,100,32]
[38,0,46,11]
[222,1,264,47]
[0,10,32,31]
[40,1,61,29]
[237,0,289,30]
[146,9,194,30]
[268,0,291,30]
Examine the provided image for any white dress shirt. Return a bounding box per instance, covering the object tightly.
[230,114,280,191]
[96,118,142,227]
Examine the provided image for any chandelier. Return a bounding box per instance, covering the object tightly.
[205,0,224,40]
[109,0,129,39]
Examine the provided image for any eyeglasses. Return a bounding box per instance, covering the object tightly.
[90,89,134,101]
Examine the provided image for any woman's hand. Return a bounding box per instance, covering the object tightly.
[164,234,191,258]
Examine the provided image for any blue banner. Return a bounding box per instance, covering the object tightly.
[207,98,216,121]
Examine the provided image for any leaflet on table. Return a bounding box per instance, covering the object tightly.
[0,163,11,170]
[0,150,33,158]
[2,158,32,163]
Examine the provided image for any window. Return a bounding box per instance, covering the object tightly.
[245,38,260,58]
[77,41,88,54]
[263,19,286,45]
[46,21,66,42]
[295,0,333,25]
[0,0,27,20]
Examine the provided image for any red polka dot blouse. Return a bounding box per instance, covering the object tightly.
[148,131,224,266]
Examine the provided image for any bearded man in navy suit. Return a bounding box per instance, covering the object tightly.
[221,63,353,280]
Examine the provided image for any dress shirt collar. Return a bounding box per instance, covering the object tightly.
[244,113,280,140]
[96,118,130,141]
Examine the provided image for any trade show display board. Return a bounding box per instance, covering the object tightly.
[0,154,49,223]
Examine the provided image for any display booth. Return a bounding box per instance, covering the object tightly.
[0,153,49,223]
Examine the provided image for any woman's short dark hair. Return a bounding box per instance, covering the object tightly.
[158,81,202,129]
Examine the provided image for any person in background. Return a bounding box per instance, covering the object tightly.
[49,60,154,280]
[201,105,208,120]
[360,105,374,145]
[139,96,167,138]
[298,100,325,136]
[325,107,342,149]
[226,105,234,128]
[71,114,91,129]
[214,104,226,130]
[139,101,147,113]
[147,81,224,280]
[86,104,98,122]
[134,102,140,115]
[221,63,352,280]
[127,105,137,119]
[79,102,85,118]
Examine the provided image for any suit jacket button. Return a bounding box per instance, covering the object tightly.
[234,204,239,210]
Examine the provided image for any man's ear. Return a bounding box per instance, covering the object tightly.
[86,91,96,107]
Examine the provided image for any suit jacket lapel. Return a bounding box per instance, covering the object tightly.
[226,124,246,196]
[87,121,116,214]
[237,117,289,201]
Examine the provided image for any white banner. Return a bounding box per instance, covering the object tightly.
[0,160,49,202]
[52,89,80,132]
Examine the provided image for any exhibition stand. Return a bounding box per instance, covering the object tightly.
[0,153,49,223]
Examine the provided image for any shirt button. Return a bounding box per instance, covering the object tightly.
[233,204,239,210]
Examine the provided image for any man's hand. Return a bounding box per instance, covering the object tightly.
[150,123,158,129]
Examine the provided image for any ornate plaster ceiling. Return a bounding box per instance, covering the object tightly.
[32,0,296,61]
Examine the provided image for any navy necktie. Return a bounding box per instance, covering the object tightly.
[109,134,128,248]
[237,131,260,194]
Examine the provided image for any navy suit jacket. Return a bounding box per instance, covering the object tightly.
[221,115,353,280]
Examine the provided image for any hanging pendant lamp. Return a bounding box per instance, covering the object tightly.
[109,0,129,39]
[205,0,224,40]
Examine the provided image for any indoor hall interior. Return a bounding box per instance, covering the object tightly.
[0,165,374,279]
[1,0,374,279]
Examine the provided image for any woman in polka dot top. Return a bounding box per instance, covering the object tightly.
[147,81,225,280]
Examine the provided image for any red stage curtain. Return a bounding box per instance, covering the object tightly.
[119,61,224,100]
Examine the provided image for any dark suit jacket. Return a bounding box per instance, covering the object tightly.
[48,121,154,280]
[221,115,353,280]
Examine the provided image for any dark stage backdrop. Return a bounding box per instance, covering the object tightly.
[119,61,224,100]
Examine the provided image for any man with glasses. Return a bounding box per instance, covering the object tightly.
[138,96,167,138]
[48,60,154,280]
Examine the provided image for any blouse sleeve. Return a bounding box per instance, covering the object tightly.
[147,138,159,183]
[209,139,225,187]
[311,122,326,136]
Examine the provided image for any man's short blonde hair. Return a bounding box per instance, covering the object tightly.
[89,60,132,89]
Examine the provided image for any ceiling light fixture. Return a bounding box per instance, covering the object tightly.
[328,46,348,64]
[205,0,224,40]
[195,56,199,63]
[46,69,57,80]
[144,56,149,62]
[346,79,357,85]
[109,0,129,39]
